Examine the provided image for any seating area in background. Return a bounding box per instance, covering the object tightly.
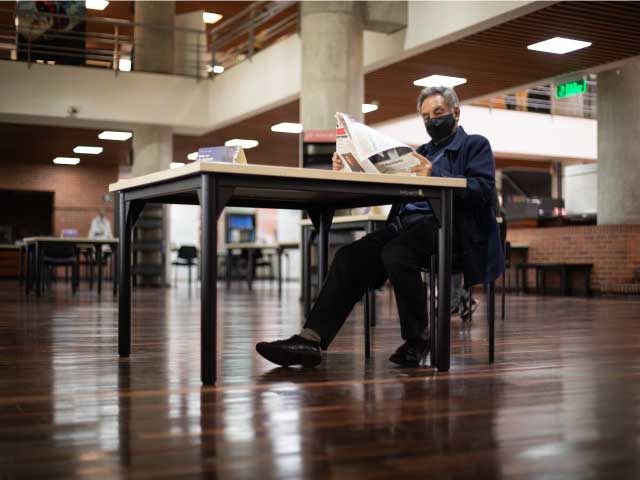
[515,262,593,296]
[172,245,199,285]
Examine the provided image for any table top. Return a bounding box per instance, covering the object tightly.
[23,237,119,245]
[300,213,388,226]
[223,241,300,250]
[0,244,21,249]
[109,162,467,193]
[510,243,529,249]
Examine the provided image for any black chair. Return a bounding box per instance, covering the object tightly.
[40,245,80,295]
[172,245,198,285]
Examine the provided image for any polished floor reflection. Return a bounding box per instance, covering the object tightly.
[0,280,639,479]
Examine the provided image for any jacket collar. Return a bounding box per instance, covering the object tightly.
[419,125,468,154]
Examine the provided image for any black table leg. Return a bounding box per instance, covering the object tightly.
[437,188,453,372]
[113,245,118,297]
[366,220,376,327]
[487,281,495,363]
[225,250,232,291]
[96,245,103,297]
[317,210,334,290]
[277,247,283,298]
[35,241,41,297]
[19,245,24,287]
[118,194,132,358]
[302,226,311,317]
[200,174,218,385]
[247,248,254,291]
[25,244,32,295]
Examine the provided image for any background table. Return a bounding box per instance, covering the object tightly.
[110,162,465,385]
[23,237,119,296]
[300,213,387,319]
[222,241,299,295]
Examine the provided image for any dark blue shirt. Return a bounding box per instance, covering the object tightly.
[399,130,456,215]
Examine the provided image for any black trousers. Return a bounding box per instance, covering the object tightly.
[305,215,440,349]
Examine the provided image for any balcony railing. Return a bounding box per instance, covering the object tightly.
[0,2,300,79]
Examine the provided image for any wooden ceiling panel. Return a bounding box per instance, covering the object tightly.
[189,1,640,167]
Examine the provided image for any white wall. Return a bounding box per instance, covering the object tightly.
[0,2,540,134]
[169,204,200,281]
[373,105,597,162]
[564,164,598,215]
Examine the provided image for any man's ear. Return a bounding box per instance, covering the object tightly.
[454,106,461,122]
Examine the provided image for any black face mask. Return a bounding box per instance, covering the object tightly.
[425,113,456,144]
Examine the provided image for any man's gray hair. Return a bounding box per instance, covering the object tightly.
[417,86,460,112]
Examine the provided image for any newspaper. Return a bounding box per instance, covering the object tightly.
[336,112,426,175]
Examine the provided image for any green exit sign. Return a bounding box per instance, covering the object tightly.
[556,79,587,98]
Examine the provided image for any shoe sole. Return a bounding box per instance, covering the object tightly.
[256,343,321,368]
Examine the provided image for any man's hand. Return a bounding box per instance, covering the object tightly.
[410,152,432,176]
[332,152,344,171]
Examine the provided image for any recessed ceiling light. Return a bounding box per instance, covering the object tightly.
[527,37,591,54]
[362,103,379,114]
[203,12,223,24]
[271,122,303,134]
[225,139,259,149]
[99,131,132,141]
[413,75,467,88]
[187,152,199,161]
[73,146,103,155]
[118,58,131,72]
[86,0,109,11]
[213,65,224,74]
[53,157,80,165]
[170,162,185,169]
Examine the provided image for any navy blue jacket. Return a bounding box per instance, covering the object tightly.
[389,126,504,287]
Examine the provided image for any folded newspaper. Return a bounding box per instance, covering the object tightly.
[336,112,427,175]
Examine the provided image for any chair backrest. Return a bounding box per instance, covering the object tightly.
[178,245,198,260]
[43,244,76,259]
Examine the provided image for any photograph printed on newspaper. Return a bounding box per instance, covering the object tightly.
[335,112,428,175]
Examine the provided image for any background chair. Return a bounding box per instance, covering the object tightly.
[40,244,79,294]
[172,245,198,285]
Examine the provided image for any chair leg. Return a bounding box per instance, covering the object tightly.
[429,255,437,367]
[501,273,506,321]
[364,289,371,359]
[488,281,495,363]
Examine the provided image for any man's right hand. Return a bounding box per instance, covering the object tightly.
[332,152,344,171]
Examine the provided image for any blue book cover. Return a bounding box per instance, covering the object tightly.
[197,146,246,164]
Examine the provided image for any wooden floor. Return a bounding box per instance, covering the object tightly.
[1,280,639,479]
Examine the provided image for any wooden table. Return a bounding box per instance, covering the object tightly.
[300,213,388,318]
[23,237,119,297]
[222,241,299,295]
[110,162,465,384]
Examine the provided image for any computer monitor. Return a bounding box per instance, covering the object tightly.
[226,213,256,243]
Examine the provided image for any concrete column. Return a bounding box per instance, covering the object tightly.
[597,62,640,225]
[132,126,173,176]
[174,10,207,79]
[132,126,173,286]
[300,1,365,131]
[134,1,175,74]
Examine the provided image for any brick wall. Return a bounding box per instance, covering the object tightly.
[0,162,118,236]
[507,225,640,294]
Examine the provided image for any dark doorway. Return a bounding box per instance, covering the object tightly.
[0,190,54,242]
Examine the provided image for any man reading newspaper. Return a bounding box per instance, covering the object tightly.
[257,86,504,368]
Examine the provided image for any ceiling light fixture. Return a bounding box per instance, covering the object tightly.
[271,122,303,134]
[53,157,80,166]
[362,103,379,114]
[86,0,109,11]
[527,37,592,54]
[413,75,467,88]
[203,12,223,24]
[170,162,185,169]
[99,131,132,141]
[225,139,259,149]
[187,152,199,161]
[213,65,224,74]
[73,146,103,155]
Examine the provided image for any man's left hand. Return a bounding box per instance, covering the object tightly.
[410,152,432,176]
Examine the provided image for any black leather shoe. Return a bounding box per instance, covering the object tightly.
[389,338,430,367]
[256,335,322,367]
